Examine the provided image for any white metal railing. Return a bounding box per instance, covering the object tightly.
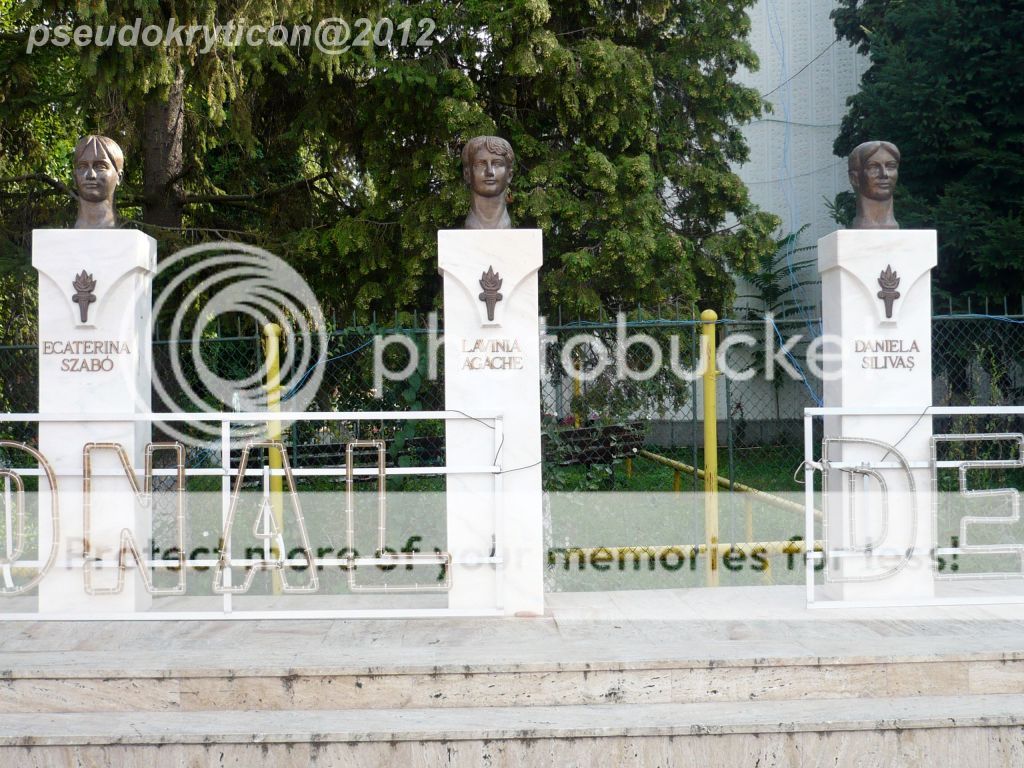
[0,410,505,620]
[802,405,1024,607]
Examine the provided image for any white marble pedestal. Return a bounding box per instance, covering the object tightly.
[438,229,544,616]
[818,229,937,601]
[33,229,156,612]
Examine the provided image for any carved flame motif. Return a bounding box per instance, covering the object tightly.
[73,270,95,293]
[877,265,901,319]
[71,269,97,323]
[478,266,504,322]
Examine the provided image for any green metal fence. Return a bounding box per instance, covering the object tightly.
[1,309,1022,495]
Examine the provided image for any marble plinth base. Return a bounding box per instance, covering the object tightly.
[32,229,156,612]
[818,229,938,602]
[439,229,544,616]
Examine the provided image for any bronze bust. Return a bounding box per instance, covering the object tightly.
[73,135,124,229]
[848,140,900,230]
[462,136,514,230]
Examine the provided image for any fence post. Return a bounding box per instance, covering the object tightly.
[263,323,284,593]
[724,373,735,490]
[701,309,719,586]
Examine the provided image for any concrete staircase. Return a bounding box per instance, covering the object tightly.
[2,587,1024,765]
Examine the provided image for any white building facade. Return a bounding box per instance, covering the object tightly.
[737,0,868,249]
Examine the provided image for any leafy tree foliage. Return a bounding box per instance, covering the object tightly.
[831,0,1024,296]
[1,0,777,318]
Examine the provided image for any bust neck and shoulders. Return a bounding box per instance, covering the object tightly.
[465,202,511,230]
[851,198,898,230]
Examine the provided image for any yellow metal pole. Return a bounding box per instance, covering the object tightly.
[263,323,284,593]
[701,309,719,586]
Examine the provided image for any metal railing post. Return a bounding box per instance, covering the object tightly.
[724,372,735,490]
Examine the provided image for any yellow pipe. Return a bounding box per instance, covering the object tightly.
[637,450,821,519]
[263,323,284,592]
[701,309,719,586]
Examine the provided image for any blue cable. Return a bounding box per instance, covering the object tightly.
[768,315,823,407]
[550,318,701,330]
[281,338,375,402]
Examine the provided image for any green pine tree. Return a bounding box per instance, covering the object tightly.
[1,1,778,317]
[831,0,1024,297]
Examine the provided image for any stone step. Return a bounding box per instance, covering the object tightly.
[2,650,1023,713]
[1,695,1023,766]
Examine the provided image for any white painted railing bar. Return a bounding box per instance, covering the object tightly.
[0,608,507,621]
[0,410,501,423]
[805,406,1024,416]
[798,460,961,471]
[0,466,499,478]
[10,556,500,569]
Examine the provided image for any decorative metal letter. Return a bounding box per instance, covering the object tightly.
[213,441,319,595]
[82,442,187,596]
[931,433,1024,580]
[345,440,451,593]
[0,442,60,596]
[820,436,917,583]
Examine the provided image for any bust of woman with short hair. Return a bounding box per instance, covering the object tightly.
[73,134,124,229]
[462,136,514,230]
[848,140,900,230]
